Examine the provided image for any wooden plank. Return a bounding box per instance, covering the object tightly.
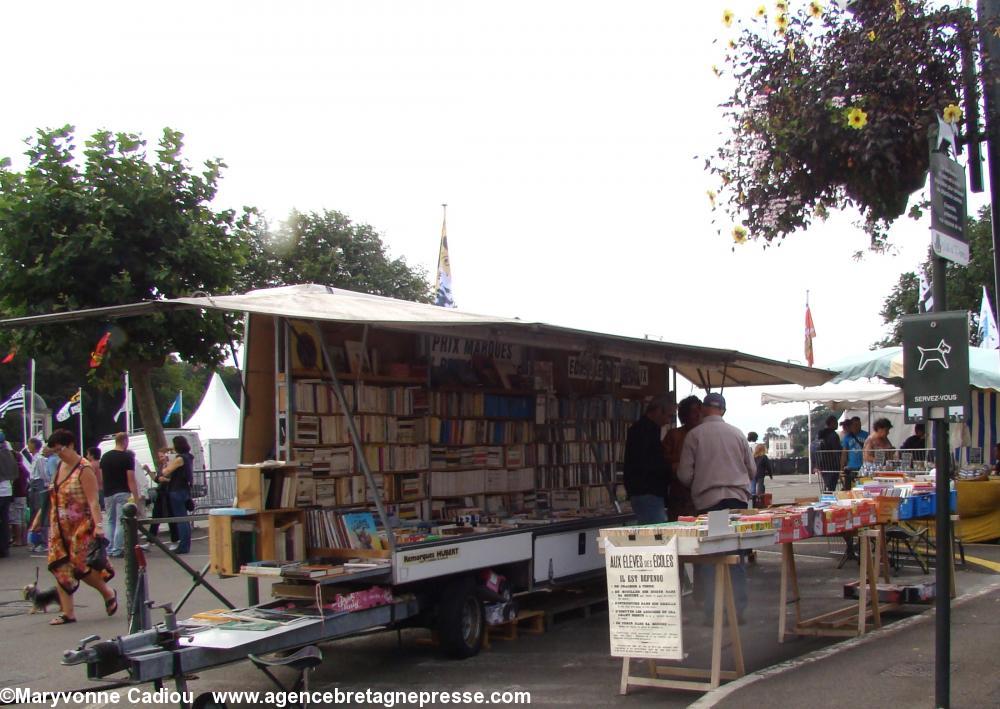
[710,562,725,689]
[724,566,745,677]
[778,543,789,643]
[209,514,234,575]
[650,667,740,680]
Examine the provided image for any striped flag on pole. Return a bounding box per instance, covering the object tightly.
[0,386,25,417]
[434,204,456,308]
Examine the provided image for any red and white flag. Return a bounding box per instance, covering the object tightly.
[804,305,817,367]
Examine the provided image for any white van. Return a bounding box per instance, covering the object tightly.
[97,429,205,498]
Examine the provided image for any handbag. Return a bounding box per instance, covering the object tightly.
[184,497,195,512]
[86,534,111,571]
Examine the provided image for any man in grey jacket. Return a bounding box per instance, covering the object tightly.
[677,392,755,624]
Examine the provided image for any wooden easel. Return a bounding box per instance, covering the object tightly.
[619,554,745,694]
[779,527,894,641]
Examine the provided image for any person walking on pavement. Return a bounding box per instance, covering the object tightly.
[623,396,672,524]
[751,443,772,501]
[39,429,116,625]
[99,433,137,559]
[677,392,755,624]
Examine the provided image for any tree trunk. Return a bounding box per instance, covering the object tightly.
[130,364,167,457]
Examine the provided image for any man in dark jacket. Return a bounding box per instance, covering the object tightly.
[624,396,672,523]
[817,415,843,492]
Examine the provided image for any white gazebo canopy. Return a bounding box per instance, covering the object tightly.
[184,373,239,440]
[760,380,903,409]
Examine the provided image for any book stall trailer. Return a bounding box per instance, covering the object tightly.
[42,285,829,707]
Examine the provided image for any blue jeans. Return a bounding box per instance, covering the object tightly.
[106,492,130,556]
[695,498,749,621]
[630,494,667,524]
[168,491,191,553]
[750,474,767,497]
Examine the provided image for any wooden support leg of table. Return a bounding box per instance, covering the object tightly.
[857,529,869,636]
[723,562,745,677]
[619,555,743,695]
[878,525,891,583]
[778,543,788,643]
[862,529,881,630]
[710,560,726,689]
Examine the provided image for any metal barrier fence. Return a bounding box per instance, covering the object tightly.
[189,468,236,510]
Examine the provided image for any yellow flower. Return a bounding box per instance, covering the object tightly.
[723,9,734,26]
[809,1,823,18]
[894,0,904,21]
[732,225,748,244]
[775,0,788,11]
[775,13,789,32]
[755,5,767,18]
[788,42,795,62]
[846,107,868,129]
[728,39,738,50]
[868,30,877,42]
[943,104,963,124]
[707,190,717,206]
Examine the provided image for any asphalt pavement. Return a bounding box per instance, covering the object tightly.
[0,475,997,708]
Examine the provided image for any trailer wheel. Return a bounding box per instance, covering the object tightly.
[437,576,484,658]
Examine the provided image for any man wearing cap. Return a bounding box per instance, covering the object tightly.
[623,396,672,524]
[817,415,843,492]
[677,392,756,623]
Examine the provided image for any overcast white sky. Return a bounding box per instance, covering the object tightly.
[1,0,987,436]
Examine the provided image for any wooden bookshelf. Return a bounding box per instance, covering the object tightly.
[210,509,306,577]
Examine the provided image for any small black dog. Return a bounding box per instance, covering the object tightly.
[23,568,59,614]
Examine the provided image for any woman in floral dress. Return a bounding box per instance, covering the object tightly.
[43,429,117,625]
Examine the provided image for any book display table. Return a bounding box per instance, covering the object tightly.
[600,523,778,694]
[619,553,744,694]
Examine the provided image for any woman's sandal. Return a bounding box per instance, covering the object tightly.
[105,590,118,617]
[49,613,76,625]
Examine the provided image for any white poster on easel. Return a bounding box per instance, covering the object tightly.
[604,537,683,660]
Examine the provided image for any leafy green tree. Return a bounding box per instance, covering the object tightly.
[0,126,250,455]
[709,0,982,250]
[876,206,996,346]
[244,209,432,302]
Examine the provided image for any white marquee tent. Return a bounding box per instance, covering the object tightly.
[184,373,240,469]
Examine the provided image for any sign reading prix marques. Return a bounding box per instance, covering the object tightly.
[929,150,970,266]
[901,311,970,423]
[604,537,683,660]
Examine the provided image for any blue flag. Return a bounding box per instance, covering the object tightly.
[163,392,182,423]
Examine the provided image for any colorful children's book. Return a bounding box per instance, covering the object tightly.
[341,511,382,550]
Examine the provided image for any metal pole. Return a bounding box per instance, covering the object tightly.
[978,0,1000,326]
[29,359,35,440]
[77,389,83,453]
[123,503,142,633]
[932,255,952,709]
